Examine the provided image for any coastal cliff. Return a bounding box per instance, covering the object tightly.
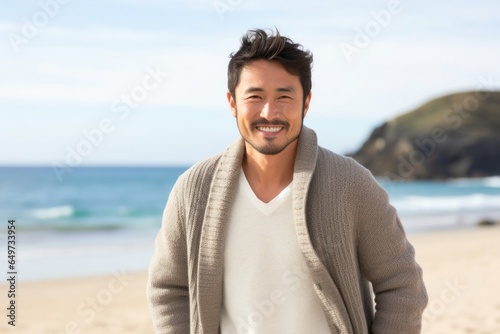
[350,91,500,180]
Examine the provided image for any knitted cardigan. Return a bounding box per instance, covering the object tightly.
[147,126,428,334]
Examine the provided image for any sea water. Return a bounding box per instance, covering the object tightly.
[1,167,499,281]
[0,166,183,281]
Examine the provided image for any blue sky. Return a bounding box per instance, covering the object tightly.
[1,0,499,166]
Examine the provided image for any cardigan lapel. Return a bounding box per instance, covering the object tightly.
[197,126,351,333]
[292,126,352,333]
[197,136,244,333]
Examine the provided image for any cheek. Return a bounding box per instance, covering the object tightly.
[235,105,256,120]
[291,112,304,124]
[235,113,248,129]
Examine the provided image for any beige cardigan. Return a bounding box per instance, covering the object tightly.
[147,127,428,333]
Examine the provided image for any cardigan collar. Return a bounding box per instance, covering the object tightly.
[196,126,347,333]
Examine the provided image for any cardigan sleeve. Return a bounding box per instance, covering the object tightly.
[352,166,428,334]
[147,181,190,333]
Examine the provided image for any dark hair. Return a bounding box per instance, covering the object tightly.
[228,28,313,103]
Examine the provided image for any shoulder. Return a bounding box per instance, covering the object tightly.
[314,146,385,202]
[316,146,372,180]
[174,153,223,194]
[170,136,244,205]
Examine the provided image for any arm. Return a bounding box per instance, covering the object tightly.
[147,182,190,333]
[353,167,428,333]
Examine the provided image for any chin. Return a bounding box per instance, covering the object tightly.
[251,140,293,156]
[256,147,287,156]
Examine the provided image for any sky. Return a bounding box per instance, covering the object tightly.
[1,0,499,166]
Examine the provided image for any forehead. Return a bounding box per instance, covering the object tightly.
[237,59,301,90]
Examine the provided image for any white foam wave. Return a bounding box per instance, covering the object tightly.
[483,176,500,188]
[449,176,500,188]
[392,194,500,215]
[31,205,75,219]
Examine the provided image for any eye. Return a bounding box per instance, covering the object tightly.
[247,95,261,100]
[278,95,292,100]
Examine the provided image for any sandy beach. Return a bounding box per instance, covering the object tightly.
[0,270,153,334]
[1,225,499,334]
[411,225,500,333]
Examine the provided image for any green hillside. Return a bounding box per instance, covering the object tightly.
[350,91,500,180]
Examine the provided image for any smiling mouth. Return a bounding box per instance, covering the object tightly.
[256,126,283,133]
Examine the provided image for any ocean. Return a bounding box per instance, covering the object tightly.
[1,166,499,281]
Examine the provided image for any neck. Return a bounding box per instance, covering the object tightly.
[242,140,298,203]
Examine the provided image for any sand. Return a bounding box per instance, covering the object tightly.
[1,226,499,334]
[0,271,153,334]
[411,226,500,333]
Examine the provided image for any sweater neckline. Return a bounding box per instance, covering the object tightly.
[238,168,293,216]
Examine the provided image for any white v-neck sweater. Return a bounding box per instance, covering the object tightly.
[220,171,329,334]
[147,127,428,334]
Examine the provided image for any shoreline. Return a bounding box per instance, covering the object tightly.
[1,226,499,333]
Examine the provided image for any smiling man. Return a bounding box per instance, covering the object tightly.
[147,29,428,334]
[228,58,310,203]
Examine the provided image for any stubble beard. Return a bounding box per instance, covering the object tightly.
[235,109,305,156]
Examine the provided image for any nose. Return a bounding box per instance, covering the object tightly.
[260,100,280,120]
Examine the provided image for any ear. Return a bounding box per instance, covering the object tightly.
[227,91,237,117]
[303,91,312,117]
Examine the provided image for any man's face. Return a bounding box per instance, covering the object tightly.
[227,59,311,156]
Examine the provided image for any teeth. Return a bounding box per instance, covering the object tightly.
[257,126,282,133]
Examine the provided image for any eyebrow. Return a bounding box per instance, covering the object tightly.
[276,86,296,93]
[243,87,265,94]
[243,86,296,94]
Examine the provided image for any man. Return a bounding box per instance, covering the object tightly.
[147,29,428,334]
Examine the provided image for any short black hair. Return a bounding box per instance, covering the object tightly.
[227,28,313,103]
